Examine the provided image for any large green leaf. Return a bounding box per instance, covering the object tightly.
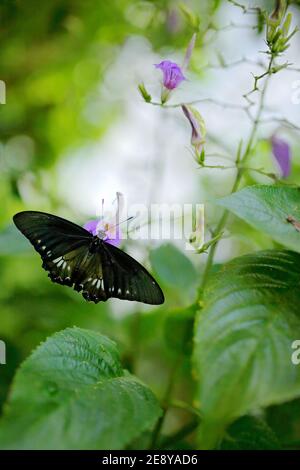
[219,416,280,450]
[217,185,300,251]
[193,250,300,449]
[0,327,161,449]
[266,398,300,445]
[150,243,197,301]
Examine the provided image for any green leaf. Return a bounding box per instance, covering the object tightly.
[0,327,161,449]
[217,185,300,251]
[193,250,300,449]
[138,83,152,103]
[266,398,300,444]
[150,243,197,292]
[219,416,281,450]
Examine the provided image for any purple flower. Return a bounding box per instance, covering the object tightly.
[97,219,121,247]
[271,135,291,178]
[83,193,124,247]
[83,219,98,236]
[83,218,121,247]
[155,61,186,90]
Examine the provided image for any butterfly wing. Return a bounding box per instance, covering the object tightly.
[13,211,99,295]
[13,211,164,305]
[13,211,92,258]
[100,241,164,305]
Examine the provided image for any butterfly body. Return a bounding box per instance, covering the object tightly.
[13,211,164,305]
[89,236,103,253]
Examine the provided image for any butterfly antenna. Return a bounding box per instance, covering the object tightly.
[111,215,136,230]
[101,198,104,219]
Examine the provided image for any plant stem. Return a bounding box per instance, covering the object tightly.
[159,418,200,449]
[199,174,240,292]
[199,56,274,292]
[150,359,181,449]
[169,399,202,418]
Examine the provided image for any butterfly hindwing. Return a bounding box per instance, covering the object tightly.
[100,242,164,305]
[13,211,164,305]
[44,244,108,303]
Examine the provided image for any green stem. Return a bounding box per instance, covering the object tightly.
[199,173,241,292]
[199,55,274,292]
[150,359,182,449]
[159,418,200,449]
[169,399,202,418]
[199,163,278,180]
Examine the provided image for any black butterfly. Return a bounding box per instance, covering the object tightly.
[13,211,164,305]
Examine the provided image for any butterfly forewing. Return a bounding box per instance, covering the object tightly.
[13,211,102,298]
[13,211,164,305]
[13,211,91,259]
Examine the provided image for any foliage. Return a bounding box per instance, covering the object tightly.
[218,185,300,251]
[1,0,300,451]
[194,250,300,448]
[0,328,161,449]
[219,416,280,450]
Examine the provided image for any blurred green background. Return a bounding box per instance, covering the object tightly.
[1,0,300,447]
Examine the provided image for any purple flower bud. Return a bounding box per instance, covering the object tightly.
[182,104,206,155]
[155,61,186,90]
[182,33,197,70]
[166,9,181,34]
[271,135,291,178]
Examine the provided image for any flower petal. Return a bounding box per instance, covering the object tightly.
[271,135,291,178]
[83,219,98,236]
[155,60,186,90]
[96,220,122,247]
